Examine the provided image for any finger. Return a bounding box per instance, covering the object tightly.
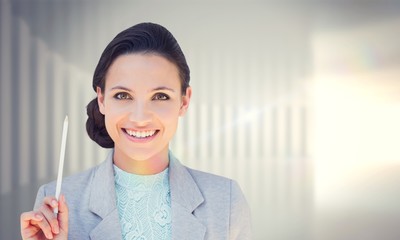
[42,196,59,209]
[58,194,69,232]
[20,211,43,238]
[32,211,54,239]
[42,196,60,214]
[39,203,60,235]
[21,226,41,238]
[20,211,43,229]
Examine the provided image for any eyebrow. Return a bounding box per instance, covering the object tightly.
[110,86,132,92]
[110,86,175,92]
[151,86,175,92]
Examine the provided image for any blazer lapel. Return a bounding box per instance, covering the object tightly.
[86,150,206,239]
[88,150,122,240]
[169,153,206,240]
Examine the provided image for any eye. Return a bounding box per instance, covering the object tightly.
[153,93,169,101]
[114,92,132,100]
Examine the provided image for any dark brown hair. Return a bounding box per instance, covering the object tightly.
[86,22,190,148]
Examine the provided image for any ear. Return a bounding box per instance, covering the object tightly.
[179,87,192,116]
[96,87,106,115]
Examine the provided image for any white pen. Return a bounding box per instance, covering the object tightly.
[54,115,68,214]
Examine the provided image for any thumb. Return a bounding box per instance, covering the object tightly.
[57,195,69,232]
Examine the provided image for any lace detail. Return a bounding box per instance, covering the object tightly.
[114,165,171,240]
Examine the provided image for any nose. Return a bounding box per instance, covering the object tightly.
[128,101,152,125]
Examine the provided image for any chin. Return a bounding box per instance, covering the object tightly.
[125,149,160,162]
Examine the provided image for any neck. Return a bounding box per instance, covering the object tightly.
[113,147,169,175]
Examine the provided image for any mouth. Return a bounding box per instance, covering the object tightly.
[122,128,159,141]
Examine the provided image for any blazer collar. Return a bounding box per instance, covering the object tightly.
[169,152,206,239]
[88,150,206,240]
[88,150,122,240]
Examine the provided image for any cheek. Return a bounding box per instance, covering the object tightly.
[105,102,130,117]
[103,104,128,128]
[153,104,180,119]
[152,104,181,129]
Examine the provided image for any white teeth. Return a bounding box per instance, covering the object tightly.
[125,129,156,138]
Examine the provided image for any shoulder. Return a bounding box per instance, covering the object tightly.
[39,165,99,195]
[169,154,246,203]
[179,164,252,239]
[187,167,231,189]
[186,167,247,206]
[36,151,114,198]
[34,164,101,209]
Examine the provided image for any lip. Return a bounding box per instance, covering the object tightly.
[122,128,159,143]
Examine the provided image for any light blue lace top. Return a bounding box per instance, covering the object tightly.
[113,165,171,240]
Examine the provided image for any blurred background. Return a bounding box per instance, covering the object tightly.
[1,0,400,239]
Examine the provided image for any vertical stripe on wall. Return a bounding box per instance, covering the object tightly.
[0,0,12,196]
[18,19,31,187]
[35,39,49,182]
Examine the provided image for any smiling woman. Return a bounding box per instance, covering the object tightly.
[97,54,191,174]
[20,22,252,240]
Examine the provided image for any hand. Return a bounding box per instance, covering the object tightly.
[20,195,69,240]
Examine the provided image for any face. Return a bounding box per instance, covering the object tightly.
[97,53,191,165]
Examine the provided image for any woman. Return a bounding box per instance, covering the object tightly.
[20,22,251,240]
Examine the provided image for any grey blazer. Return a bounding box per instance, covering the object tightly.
[34,151,252,240]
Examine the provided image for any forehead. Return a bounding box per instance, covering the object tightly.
[105,53,181,90]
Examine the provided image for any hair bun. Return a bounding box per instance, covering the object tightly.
[86,98,114,148]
